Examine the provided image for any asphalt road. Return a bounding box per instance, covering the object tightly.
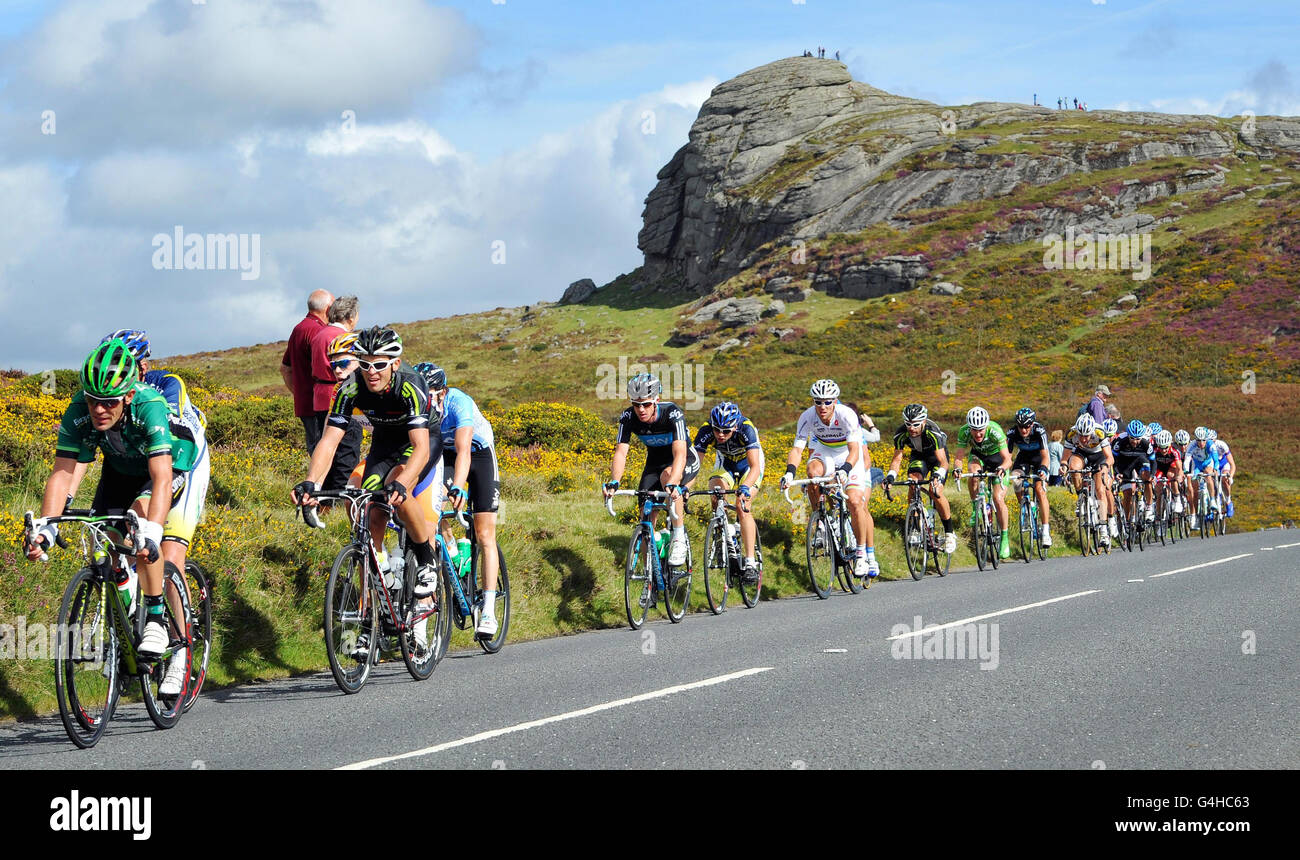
[2,529,1296,769]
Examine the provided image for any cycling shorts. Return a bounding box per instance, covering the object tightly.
[638,446,701,493]
[809,442,870,490]
[906,453,944,481]
[1011,451,1049,479]
[443,446,501,514]
[1068,446,1109,472]
[92,460,186,531]
[361,430,438,495]
[701,450,762,491]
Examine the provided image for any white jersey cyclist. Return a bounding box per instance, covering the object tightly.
[793,402,870,488]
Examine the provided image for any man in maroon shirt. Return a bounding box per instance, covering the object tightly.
[311,295,363,490]
[282,289,333,449]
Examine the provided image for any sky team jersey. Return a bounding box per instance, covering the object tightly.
[1065,426,1109,454]
[692,418,761,467]
[439,387,495,451]
[329,367,430,434]
[617,402,688,448]
[55,383,197,476]
[956,422,1009,462]
[1112,432,1154,458]
[793,404,862,449]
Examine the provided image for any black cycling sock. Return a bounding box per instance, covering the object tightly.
[143,593,165,619]
[942,518,953,533]
[412,540,435,568]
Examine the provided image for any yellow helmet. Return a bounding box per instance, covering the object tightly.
[328,331,359,357]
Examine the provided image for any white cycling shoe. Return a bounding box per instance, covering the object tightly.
[668,534,687,567]
[138,620,169,659]
[475,614,499,638]
[159,648,188,696]
[944,532,957,554]
[413,564,439,598]
[1041,524,1052,547]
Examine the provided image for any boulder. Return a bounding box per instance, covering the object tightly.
[666,330,702,347]
[1103,309,1124,319]
[764,275,795,293]
[715,338,743,352]
[560,278,597,304]
[930,281,963,296]
[762,299,786,317]
[838,255,930,299]
[1116,294,1138,306]
[717,298,764,328]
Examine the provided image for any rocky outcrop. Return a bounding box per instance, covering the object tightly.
[831,255,929,298]
[560,278,597,304]
[638,56,1300,293]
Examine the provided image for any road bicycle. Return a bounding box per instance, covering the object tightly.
[1010,471,1048,563]
[305,487,448,693]
[24,509,192,749]
[1192,473,1223,540]
[883,477,950,579]
[606,489,693,629]
[1151,474,1179,547]
[700,486,762,613]
[433,506,511,656]
[1064,467,1108,556]
[1114,474,1151,552]
[784,476,861,598]
[957,469,1002,571]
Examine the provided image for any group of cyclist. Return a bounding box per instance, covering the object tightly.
[600,373,1240,577]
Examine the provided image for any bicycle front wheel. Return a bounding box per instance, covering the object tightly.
[324,545,376,693]
[181,562,211,713]
[739,530,763,608]
[55,568,120,749]
[624,529,652,630]
[664,533,692,623]
[838,508,862,594]
[475,542,510,653]
[806,510,836,599]
[904,505,926,581]
[138,562,189,730]
[1018,504,1032,564]
[702,518,730,614]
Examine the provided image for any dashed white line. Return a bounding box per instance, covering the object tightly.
[1148,553,1254,579]
[1261,547,1274,551]
[1128,579,1144,583]
[823,648,847,653]
[336,667,773,770]
[885,590,1102,641]
[1277,542,1300,549]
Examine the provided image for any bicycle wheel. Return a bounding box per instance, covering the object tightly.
[739,530,762,608]
[624,529,652,630]
[932,510,952,576]
[475,541,511,653]
[988,522,1001,570]
[663,528,692,623]
[138,562,189,730]
[400,549,445,680]
[702,518,730,614]
[806,510,836,599]
[55,568,121,749]
[905,504,927,581]
[1018,503,1031,564]
[179,562,211,713]
[839,507,862,593]
[324,545,376,693]
[975,510,989,570]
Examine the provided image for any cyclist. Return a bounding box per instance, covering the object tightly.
[603,372,699,578]
[1151,429,1185,521]
[689,401,764,583]
[952,406,1013,559]
[292,326,443,649]
[779,379,878,580]
[882,403,957,555]
[1183,426,1220,530]
[26,339,200,671]
[424,365,504,638]
[1208,429,1237,518]
[1112,419,1156,527]
[1005,407,1053,547]
[1173,429,1192,513]
[1063,413,1117,546]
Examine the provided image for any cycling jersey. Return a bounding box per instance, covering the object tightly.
[1184,440,1217,473]
[1064,426,1109,455]
[439,387,495,452]
[1111,432,1153,459]
[55,384,198,475]
[142,369,206,432]
[892,419,948,458]
[956,422,1009,465]
[693,419,761,471]
[1006,421,1049,459]
[1152,445,1181,476]
[328,367,430,436]
[1211,439,1232,470]
[617,402,689,448]
[794,404,863,451]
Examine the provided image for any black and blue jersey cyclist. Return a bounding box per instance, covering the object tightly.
[687,401,764,582]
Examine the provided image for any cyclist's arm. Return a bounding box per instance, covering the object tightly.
[745,446,764,486]
[67,459,90,506]
[952,447,967,474]
[401,424,430,494]
[1102,442,1114,469]
[610,442,630,485]
[888,447,905,474]
[451,424,474,491]
[40,457,78,518]
[935,446,950,470]
[666,438,687,488]
[145,453,174,527]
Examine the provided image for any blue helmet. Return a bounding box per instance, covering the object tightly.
[101,328,150,361]
[710,401,741,430]
[410,361,446,391]
[1147,421,1163,436]
[1015,407,1036,427]
[1126,419,1147,439]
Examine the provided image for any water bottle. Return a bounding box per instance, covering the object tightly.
[924,507,935,530]
[386,553,405,591]
[112,559,136,612]
[456,538,472,574]
[654,529,669,561]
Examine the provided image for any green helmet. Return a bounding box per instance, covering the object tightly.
[81,338,138,398]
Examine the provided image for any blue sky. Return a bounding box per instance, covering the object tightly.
[0,0,1295,369]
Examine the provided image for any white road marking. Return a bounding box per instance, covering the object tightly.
[1276,542,1300,549]
[823,648,847,653]
[885,590,1101,641]
[336,667,773,769]
[1128,579,1144,583]
[1148,553,1254,579]
[1261,547,1274,551]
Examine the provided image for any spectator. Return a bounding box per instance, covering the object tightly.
[1057,97,1062,110]
[310,295,364,492]
[1048,430,1065,486]
[282,289,333,448]
[835,50,840,61]
[1087,384,1111,426]
[1033,92,1037,106]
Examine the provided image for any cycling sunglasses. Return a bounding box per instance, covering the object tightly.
[711,425,736,434]
[329,357,356,370]
[355,358,393,372]
[813,399,836,406]
[86,393,125,408]
[631,400,657,408]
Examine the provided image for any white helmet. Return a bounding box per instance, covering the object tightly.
[1074,414,1097,436]
[809,379,840,400]
[966,406,989,430]
[627,372,661,401]
[1194,426,1208,441]
[1206,428,1218,441]
[1155,429,1173,448]
[1175,429,1190,445]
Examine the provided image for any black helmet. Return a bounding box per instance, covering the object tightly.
[411,361,446,390]
[902,403,927,424]
[354,326,403,358]
[1015,407,1036,427]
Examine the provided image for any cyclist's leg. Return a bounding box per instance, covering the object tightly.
[806,453,827,508]
[465,447,501,592]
